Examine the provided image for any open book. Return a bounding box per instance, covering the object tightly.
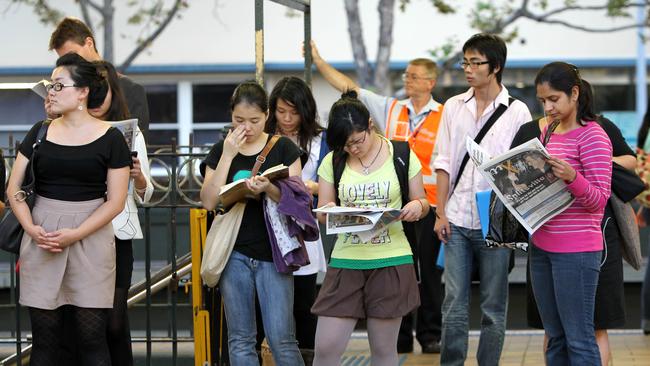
[219,164,289,208]
[108,119,138,151]
[313,206,402,242]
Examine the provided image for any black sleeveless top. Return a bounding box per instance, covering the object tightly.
[19,120,131,201]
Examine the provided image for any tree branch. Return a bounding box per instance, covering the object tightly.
[119,0,185,72]
[344,0,373,88]
[373,0,395,94]
[78,0,94,35]
[538,2,649,19]
[530,18,646,32]
[86,0,102,13]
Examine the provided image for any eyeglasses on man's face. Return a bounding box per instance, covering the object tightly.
[344,131,368,149]
[401,73,432,82]
[459,60,490,70]
[45,82,78,92]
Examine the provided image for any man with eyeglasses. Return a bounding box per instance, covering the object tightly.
[47,17,150,139]
[309,40,444,355]
[433,33,531,366]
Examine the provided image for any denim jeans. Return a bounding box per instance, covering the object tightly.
[220,250,304,366]
[440,224,510,366]
[530,245,601,366]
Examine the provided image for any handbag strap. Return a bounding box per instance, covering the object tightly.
[451,97,514,193]
[251,134,281,177]
[542,119,560,147]
[25,120,51,180]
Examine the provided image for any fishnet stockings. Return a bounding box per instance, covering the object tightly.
[29,306,110,366]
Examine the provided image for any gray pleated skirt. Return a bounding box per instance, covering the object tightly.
[19,195,116,310]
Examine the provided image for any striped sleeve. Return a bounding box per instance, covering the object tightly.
[565,124,612,212]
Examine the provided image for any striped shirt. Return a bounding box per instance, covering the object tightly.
[532,121,612,253]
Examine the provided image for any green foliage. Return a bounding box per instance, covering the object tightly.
[606,0,632,18]
[399,0,455,14]
[428,35,458,61]
[12,0,62,25]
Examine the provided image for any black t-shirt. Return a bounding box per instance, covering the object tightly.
[202,135,301,262]
[19,120,131,201]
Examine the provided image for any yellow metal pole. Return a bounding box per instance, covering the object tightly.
[190,208,211,366]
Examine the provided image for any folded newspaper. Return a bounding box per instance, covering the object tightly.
[466,137,575,233]
[313,206,402,242]
[108,119,138,150]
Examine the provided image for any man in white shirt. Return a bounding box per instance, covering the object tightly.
[310,41,445,354]
[433,33,532,366]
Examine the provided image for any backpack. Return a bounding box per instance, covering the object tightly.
[332,140,420,275]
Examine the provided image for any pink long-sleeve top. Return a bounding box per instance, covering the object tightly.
[531,121,612,253]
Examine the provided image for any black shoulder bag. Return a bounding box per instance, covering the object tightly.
[485,118,557,252]
[0,121,51,254]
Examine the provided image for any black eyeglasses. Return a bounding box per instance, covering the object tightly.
[45,82,78,92]
[459,60,489,70]
[344,131,368,149]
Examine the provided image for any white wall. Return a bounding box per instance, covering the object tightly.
[0,0,642,68]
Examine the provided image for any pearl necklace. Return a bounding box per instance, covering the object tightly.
[358,137,383,175]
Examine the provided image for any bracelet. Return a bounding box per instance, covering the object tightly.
[134,186,147,193]
[414,198,425,213]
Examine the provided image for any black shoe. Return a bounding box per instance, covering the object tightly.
[421,340,441,354]
[397,342,414,353]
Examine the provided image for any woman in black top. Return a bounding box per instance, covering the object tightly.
[200,81,304,365]
[7,53,130,366]
[515,80,635,366]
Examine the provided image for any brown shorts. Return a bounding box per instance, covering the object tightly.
[311,264,420,319]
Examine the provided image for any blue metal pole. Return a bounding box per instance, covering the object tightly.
[636,4,647,128]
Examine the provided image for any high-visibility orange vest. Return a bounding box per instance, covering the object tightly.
[384,99,442,206]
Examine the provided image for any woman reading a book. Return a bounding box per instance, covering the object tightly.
[8,53,130,366]
[265,76,328,362]
[200,81,304,366]
[311,91,428,366]
[529,62,612,365]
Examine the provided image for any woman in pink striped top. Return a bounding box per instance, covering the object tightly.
[530,62,612,366]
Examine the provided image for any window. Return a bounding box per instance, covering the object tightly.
[145,84,177,123]
[192,84,238,123]
[0,90,47,126]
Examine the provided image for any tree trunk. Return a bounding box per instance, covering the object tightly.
[102,0,114,63]
[374,0,395,95]
[344,0,373,88]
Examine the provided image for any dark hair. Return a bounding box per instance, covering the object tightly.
[55,52,108,109]
[266,76,323,153]
[93,61,130,120]
[230,81,268,113]
[534,62,596,123]
[462,33,507,83]
[326,90,371,164]
[49,17,97,52]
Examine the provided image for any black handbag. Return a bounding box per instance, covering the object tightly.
[0,121,50,254]
[611,162,644,203]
